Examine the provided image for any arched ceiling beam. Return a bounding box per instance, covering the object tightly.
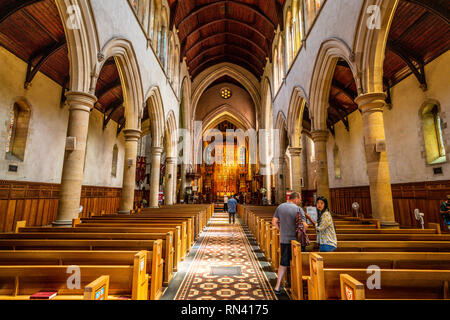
[190,55,261,78]
[180,18,271,57]
[176,1,276,31]
[403,0,449,24]
[0,0,43,24]
[330,79,357,101]
[188,44,265,69]
[184,32,267,60]
[387,40,427,90]
[96,79,122,101]
[25,39,66,88]
[103,100,124,129]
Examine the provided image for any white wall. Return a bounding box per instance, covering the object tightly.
[384,51,450,183]
[0,47,68,183]
[0,47,127,187]
[82,109,125,187]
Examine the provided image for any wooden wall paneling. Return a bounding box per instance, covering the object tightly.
[0,200,9,232]
[5,200,17,232]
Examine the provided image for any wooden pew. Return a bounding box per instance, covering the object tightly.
[290,241,450,300]
[0,249,164,299]
[80,217,192,246]
[20,225,184,270]
[0,251,150,300]
[309,253,450,300]
[0,238,174,286]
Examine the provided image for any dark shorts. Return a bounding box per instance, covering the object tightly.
[280,243,292,267]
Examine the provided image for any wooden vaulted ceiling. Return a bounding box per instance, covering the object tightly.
[169,0,286,79]
[0,0,125,130]
[326,0,449,133]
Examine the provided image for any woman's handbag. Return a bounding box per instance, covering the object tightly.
[296,212,311,247]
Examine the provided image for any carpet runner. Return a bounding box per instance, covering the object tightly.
[174,211,277,300]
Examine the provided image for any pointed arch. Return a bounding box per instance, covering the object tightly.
[55,0,99,93]
[144,86,166,148]
[191,63,261,129]
[287,86,309,148]
[164,110,178,158]
[93,38,144,130]
[309,37,361,131]
[353,0,399,94]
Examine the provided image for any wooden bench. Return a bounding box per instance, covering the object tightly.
[20,225,184,271]
[290,241,450,300]
[309,253,450,300]
[0,249,164,299]
[0,238,174,286]
[0,251,150,300]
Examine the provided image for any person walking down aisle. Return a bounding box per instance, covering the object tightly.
[227,195,238,224]
[272,192,307,295]
[306,196,337,252]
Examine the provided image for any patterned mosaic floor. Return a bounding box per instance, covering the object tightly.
[172,211,278,300]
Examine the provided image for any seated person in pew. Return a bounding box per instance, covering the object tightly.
[272,191,306,295]
[441,195,450,231]
[306,197,337,252]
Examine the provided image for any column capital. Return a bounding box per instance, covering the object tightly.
[152,146,164,155]
[355,92,387,114]
[123,128,142,141]
[288,147,302,156]
[66,91,97,113]
[311,130,329,142]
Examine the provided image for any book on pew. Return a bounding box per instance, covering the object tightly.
[30,291,58,300]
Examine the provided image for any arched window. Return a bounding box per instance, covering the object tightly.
[421,103,446,164]
[285,9,293,66]
[273,47,279,90]
[277,36,284,88]
[130,0,150,27]
[6,102,31,161]
[333,145,341,179]
[111,144,119,177]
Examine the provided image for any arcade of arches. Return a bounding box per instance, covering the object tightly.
[0,0,449,301]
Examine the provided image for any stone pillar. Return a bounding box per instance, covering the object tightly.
[355,93,398,228]
[262,164,272,205]
[276,156,286,204]
[180,164,187,203]
[149,147,163,208]
[311,130,331,203]
[164,157,176,205]
[118,129,142,214]
[172,163,178,204]
[289,147,302,194]
[53,91,96,226]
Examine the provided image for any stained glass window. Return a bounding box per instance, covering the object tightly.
[5,106,16,154]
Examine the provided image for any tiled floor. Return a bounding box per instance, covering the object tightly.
[161,209,288,300]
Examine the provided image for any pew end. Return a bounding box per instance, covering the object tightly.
[428,223,441,234]
[14,221,26,234]
[340,274,365,300]
[84,275,110,300]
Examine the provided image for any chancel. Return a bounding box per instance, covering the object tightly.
[0,0,449,302]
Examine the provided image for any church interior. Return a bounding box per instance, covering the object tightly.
[0,0,449,301]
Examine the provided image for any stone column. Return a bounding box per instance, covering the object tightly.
[289,147,302,194]
[149,147,163,208]
[164,157,176,205]
[180,164,187,203]
[311,130,331,203]
[118,129,142,214]
[276,156,286,204]
[172,163,178,204]
[262,164,272,205]
[53,91,96,226]
[355,93,398,228]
